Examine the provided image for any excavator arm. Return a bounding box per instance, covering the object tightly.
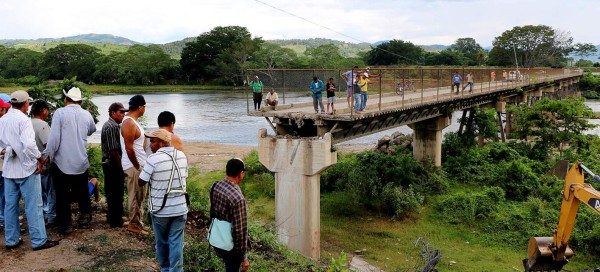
[524,163,600,271]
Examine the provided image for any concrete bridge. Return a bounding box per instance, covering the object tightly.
[247,67,583,259]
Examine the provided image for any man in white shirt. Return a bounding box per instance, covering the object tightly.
[44,87,96,234]
[0,90,58,250]
[264,89,279,108]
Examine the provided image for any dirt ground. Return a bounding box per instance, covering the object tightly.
[0,142,373,271]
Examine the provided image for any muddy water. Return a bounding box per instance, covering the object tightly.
[89,92,600,146]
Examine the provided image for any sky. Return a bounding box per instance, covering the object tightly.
[0,0,598,47]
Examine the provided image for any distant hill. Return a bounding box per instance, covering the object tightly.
[157,37,197,58]
[267,38,372,58]
[0,33,458,60]
[38,33,140,45]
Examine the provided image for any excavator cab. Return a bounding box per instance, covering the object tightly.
[524,163,600,271]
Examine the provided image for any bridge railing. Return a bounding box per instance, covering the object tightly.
[245,67,582,115]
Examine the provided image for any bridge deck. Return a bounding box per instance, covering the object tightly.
[247,69,582,142]
[249,71,579,120]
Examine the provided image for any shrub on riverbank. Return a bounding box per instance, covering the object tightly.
[321,147,448,219]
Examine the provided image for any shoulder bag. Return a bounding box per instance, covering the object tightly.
[207,182,234,251]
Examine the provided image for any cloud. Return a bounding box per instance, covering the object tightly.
[0,0,597,46]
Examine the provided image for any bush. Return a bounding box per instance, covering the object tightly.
[87,146,103,181]
[321,149,448,219]
[380,184,424,219]
[245,150,269,175]
[436,186,505,224]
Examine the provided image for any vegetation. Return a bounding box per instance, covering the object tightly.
[488,25,573,67]
[0,24,592,88]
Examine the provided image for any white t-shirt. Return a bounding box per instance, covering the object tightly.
[265,92,278,101]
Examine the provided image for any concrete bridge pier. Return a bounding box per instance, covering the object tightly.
[408,115,451,166]
[257,128,337,259]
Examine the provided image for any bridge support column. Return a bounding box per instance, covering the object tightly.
[408,115,451,166]
[257,128,337,259]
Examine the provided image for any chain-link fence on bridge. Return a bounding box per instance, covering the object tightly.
[245,67,579,105]
[244,67,582,116]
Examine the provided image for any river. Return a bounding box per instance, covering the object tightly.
[88,92,600,146]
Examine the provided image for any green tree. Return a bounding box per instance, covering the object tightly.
[491,25,573,67]
[0,47,43,79]
[180,26,263,84]
[449,38,485,65]
[41,44,101,82]
[248,43,299,69]
[508,97,595,156]
[365,39,424,66]
[424,49,467,66]
[305,44,343,68]
[573,43,598,58]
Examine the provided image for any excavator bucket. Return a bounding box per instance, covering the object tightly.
[523,237,572,271]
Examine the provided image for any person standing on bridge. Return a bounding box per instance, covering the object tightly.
[359,73,370,112]
[452,71,462,93]
[462,72,474,92]
[325,78,336,114]
[247,75,263,111]
[490,71,496,82]
[342,66,359,108]
[310,76,325,114]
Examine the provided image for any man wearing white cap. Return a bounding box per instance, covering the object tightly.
[0,90,59,250]
[43,87,96,234]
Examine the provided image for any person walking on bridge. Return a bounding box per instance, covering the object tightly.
[310,76,325,114]
[451,71,462,93]
[462,72,474,92]
[247,75,263,111]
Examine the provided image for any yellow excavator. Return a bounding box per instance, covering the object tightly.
[524,162,600,271]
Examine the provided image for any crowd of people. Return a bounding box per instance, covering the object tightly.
[0,89,251,272]
[247,66,375,115]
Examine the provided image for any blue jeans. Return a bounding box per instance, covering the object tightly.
[360,91,367,110]
[312,95,324,113]
[0,171,4,225]
[4,174,48,248]
[353,93,362,112]
[151,213,187,272]
[41,171,56,223]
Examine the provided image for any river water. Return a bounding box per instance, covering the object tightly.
[88,91,600,146]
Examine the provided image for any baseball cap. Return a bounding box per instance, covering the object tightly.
[108,102,128,113]
[226,158,248,176]
[129,95,146,109]
[0,93,11,108]
[10,90,33,103]
[144,128,172,142]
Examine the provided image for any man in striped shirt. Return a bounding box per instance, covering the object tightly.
[101,102,127,228]
[211,158,250,272]
[0,90,59,250]
[138,129,188,272]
